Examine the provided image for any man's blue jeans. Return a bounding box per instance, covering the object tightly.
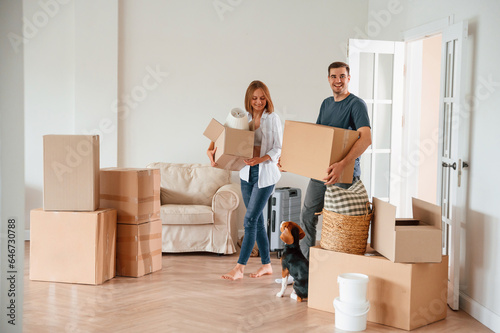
[238,165,274,265]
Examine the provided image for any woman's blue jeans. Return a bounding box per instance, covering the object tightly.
[238,165,274,266]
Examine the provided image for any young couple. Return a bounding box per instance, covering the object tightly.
[207,62,372,281]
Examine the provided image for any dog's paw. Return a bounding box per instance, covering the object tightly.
[276,292,284,298]
[290,291,297,300]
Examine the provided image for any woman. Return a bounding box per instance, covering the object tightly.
[207,80,282,280]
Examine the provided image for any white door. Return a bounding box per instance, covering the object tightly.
[350,20,469,310]
[437,21,469,310]
[348,39,405,207]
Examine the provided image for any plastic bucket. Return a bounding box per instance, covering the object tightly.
[333,297,370,331]
[337,273,369,303]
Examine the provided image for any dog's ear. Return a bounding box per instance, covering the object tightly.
[289,222,306,240]
[297,225,306,240]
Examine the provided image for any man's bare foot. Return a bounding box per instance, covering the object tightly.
[250,263,273,278]
[221,264,245,280]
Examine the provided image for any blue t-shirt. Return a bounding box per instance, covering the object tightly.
[316,93,371,179]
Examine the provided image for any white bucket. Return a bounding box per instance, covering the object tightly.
[334,297,370,331]
[337,273,369,303]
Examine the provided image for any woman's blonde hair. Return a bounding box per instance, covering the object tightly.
[244,80,274,116]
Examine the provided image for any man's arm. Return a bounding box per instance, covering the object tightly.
[323,126,372,185]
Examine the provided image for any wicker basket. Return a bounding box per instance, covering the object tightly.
[319,202,373,255]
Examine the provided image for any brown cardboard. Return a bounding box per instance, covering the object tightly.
[43,135,100,211]
[372,197,442,263]
[30,208,117,285]
[280,121,359,183]
[308,246,448,331]
[116,219,162,277]
[100,168,160,224]
[203,118,254,171]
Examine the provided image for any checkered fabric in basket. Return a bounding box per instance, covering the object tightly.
[324,180,370,216]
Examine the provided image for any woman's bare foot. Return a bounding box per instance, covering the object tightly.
[250,263,273,278]
[221,264,245,280]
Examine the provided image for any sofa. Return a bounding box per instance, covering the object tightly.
[146,162,240,255]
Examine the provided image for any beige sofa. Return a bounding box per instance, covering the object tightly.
[147,162,240,255]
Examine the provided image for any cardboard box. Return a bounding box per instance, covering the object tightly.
[280,121,359,183]
[30,208,117,285]
[372,197,442,263]
[308,246,448,331]
[100,168,160,224]
[116,219,162,277]
[203,118,254,171]
[43,135,100,211]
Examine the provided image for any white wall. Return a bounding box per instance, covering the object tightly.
[74,0,118,168]
[24,0,119,230]
[368,0,500,331]
[24,0,75,230]
[117,0,369,168]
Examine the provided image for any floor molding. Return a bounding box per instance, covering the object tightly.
[460,292,500,332]
[25,230,30,241]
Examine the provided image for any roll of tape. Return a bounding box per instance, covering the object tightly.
[224,108,249,130]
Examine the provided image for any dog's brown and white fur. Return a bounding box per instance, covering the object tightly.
[276,221,309,302]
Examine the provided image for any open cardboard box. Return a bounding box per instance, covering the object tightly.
[308,246,448,331]
[279,120,359,183]
[203,118,254,171]
[372,197,442,263]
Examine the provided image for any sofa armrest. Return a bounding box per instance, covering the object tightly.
[212,183,240,214]
[212,183,240,254]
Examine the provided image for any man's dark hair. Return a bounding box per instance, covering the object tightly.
[328,62,350,75]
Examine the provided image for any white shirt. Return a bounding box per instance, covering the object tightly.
[239,110,283,188]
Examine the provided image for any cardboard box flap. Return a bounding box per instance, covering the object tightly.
[371,197,398,260]
[203,118,225,142]
[412,197,442,229]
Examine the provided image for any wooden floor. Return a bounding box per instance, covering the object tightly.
[23,242,492,333]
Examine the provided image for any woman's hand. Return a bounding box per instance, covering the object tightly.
[207,146,217,167]
[244,156,267,166]
[277,157,286,172]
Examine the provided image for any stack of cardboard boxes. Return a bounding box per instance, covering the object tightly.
[30,135,117,285]
[100,168,162,278]
[277,121,448,331]
[308,197,447,331]
[30,135,162,285]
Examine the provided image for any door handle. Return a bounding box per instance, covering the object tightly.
[442,162,457,170]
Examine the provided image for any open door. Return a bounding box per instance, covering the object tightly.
[349,19,469,311]
[437,20,469,310]
[348,39,405,208]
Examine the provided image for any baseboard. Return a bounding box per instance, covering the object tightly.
[460,292,500,332]
[25,230,30,241]
[238,229,244,238]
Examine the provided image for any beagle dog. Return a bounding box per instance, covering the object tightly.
[275,221,309,302]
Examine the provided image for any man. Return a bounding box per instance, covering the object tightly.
[300,61,372,260]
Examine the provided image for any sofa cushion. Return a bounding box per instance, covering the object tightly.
[147,163,230,206]
[160,204,214,225]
